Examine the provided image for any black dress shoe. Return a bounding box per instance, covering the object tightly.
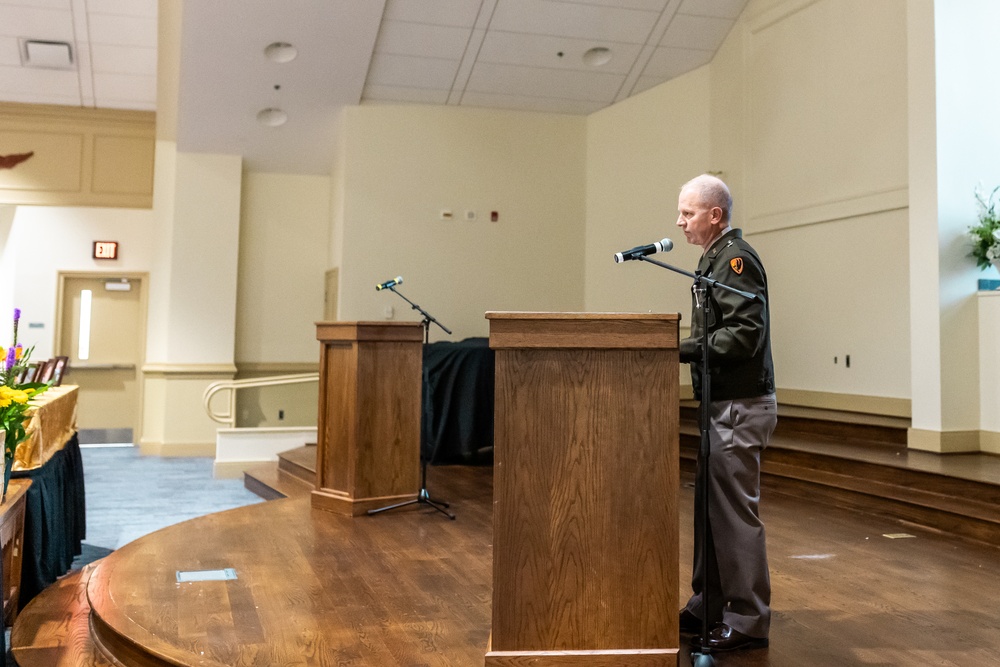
[697,624,768,652]
[679,609,702,635]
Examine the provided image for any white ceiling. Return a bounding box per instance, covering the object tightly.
[0,0,747,174]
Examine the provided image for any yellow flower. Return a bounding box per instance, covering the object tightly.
[0,396,9,409]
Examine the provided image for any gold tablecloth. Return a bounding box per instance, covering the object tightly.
[12,385,79,471]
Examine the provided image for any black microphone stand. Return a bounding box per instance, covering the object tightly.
[368,285,456,520]
[634,254,757,667]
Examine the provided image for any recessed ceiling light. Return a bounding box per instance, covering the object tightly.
[256,108,288,127]
[582,47,612,67]
[264,42,297,63]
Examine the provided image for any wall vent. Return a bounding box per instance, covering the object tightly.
[22,40,75,69]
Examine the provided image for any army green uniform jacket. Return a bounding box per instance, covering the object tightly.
[679,228,775,401]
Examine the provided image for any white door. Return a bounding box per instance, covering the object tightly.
[58,275,145,439]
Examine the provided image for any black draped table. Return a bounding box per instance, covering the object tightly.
[10,433,86,609]
[423,337,495,465]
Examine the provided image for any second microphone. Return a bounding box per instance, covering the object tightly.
[375,276,403,291]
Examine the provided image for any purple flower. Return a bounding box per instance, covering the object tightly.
[13,308,20,323]
[5,346,14,372]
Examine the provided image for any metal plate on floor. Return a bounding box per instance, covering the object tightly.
[176,568,238,583]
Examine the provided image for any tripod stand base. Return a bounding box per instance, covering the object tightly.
[312,488,418,517]
[368,488,455,519]
[691,650,716,667]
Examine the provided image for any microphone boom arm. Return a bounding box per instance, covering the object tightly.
[386,286,453,336]
[636,255,758,302]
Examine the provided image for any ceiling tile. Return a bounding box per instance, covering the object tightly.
[93,72,156,105]
[466,61,624,102]
[87,13,156,47]
[490,0,659,44]
[383,0,484,28]
[0,36,21,66]
[87,0,157,18]
[660,13,733,49]
[631,75,663,95]
[0,63,79,96]
[0,90,80,105]
[367,53,461,90]
[0,0,71,10]
[363,84,450,105]
[477,30,642,76]
[641,45,712,79]
[375,20,472,60]
[460,89,605,114]
[677,0,747,20]
[91,44,156,75]
[553,0,670,11]
[0,6,74,40]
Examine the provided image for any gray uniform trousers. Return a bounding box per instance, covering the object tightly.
[684,393,778,639]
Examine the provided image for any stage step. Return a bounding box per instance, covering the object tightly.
[243,444,316,500]
[277,443,317,483]
[679,412,1000,547]
[10,562,113,667]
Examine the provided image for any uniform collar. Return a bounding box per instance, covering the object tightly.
[705,227,741,259]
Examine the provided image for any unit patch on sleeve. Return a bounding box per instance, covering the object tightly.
[730,257,744,275]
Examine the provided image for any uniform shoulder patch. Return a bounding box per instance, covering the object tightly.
[730,257,744,275]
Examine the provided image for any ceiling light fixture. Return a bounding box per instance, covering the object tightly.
[256,108,288,127]
[264,42,297,63]
[582,47,612,67]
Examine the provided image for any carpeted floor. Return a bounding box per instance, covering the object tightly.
[70,444,265,569]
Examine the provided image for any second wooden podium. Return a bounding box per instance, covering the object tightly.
[485,312,681,666]
[312,321,423,516]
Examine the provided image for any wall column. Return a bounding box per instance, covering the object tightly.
[907,0,1000,452]
[139,0,241,455]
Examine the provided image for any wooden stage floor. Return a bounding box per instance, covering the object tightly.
[41,464,1000,666]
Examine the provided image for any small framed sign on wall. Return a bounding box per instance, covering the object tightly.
[93,241,119,260]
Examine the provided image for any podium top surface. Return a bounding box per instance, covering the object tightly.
[486,311,680,350]
[316,321,424,343]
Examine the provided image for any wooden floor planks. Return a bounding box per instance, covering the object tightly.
[12,461,1000,666]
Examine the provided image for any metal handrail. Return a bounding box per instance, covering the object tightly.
[202,372,319,427]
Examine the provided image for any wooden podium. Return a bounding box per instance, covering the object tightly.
[311,321,423,516]
[485,312,681,667]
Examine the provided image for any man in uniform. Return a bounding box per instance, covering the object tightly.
[675,174,777,652]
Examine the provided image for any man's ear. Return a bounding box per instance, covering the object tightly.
[711,206,724,224]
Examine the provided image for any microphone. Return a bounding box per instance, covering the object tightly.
[613,238,673,263]
[375,276,403,291]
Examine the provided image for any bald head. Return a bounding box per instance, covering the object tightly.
[680,174,732,225]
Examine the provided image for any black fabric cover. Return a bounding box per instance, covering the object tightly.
[422,338,495,465]
[12,433,86,609]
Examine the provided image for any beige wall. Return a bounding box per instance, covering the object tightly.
[583,0,911,409]
[584,67,711,319]
[0,103,155,208]
[235,171,327,429]
[710,0,911,405]
[237,172,330,363]
[338,105,587,340]
[1,204,156,359]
